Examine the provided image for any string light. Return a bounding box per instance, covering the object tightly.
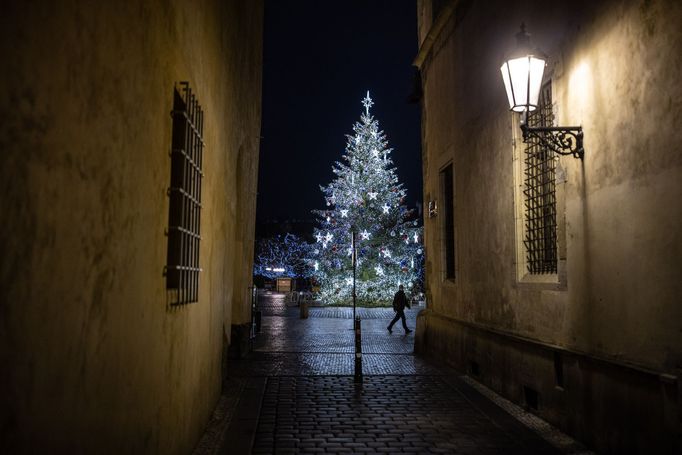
[254,233,314,279]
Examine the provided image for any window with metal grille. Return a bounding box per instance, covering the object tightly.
[440,164,455,280]
[166,82,204,304]
[523,82,557,274]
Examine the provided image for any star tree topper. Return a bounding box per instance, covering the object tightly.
[362,91,374,115]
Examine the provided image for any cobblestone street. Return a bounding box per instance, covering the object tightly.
[195,293,589,455]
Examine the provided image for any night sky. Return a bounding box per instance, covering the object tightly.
[256,0,422,221]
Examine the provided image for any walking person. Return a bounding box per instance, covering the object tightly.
[387,285,412,334]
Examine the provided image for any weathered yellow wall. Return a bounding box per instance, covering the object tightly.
[0,0,262,453]
[416,0,681,452]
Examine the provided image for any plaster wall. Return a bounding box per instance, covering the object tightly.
[416,0,682,452]
[0,0,262,453]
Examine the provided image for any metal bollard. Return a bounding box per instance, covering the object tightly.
[300,300,309,319]
[254,310,262,332]
[354,317,362,383]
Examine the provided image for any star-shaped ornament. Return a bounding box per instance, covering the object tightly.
[362,90,374,115]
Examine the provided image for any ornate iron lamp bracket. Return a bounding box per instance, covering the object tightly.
[520,122,584,159]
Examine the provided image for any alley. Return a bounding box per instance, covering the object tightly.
[3,1,681,453]
[198,293,589,454]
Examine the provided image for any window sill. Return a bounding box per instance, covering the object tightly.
[519,273,558,284]
[516,271,566,291]
[442,277,457,286]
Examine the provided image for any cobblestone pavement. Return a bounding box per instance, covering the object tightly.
[196,292,586,455]
[253,375,555,455]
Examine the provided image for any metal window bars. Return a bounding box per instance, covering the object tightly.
[165,82,204,304]
[523,83,558,274]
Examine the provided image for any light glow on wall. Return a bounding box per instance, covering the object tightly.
[568,60,593,119]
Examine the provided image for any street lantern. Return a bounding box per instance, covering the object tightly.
[501,24,585,159]
[500,24,546,113]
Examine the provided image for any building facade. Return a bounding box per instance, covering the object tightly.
[0,0,262,453]
[414,0,682,453]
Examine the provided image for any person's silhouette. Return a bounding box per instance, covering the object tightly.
[387,285,411,334]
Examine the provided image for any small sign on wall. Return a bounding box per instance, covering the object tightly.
[428,200,438,218]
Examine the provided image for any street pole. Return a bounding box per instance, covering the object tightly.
[352,230,356,320]
[352,230,362,384]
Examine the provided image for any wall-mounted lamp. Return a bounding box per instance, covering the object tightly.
[500,24,584,159]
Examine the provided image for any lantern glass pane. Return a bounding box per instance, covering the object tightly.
[527,56,546,110]
[500,63,515,109]
[510,57,531,112]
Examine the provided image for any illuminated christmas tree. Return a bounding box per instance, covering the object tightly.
[312,91,423,305]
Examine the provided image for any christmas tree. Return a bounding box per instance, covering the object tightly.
[312,91,423,305]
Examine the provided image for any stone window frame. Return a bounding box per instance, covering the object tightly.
[511,80,568,288]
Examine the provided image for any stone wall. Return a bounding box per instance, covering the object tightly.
[0,0,262,453]
[415,0,682,452]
